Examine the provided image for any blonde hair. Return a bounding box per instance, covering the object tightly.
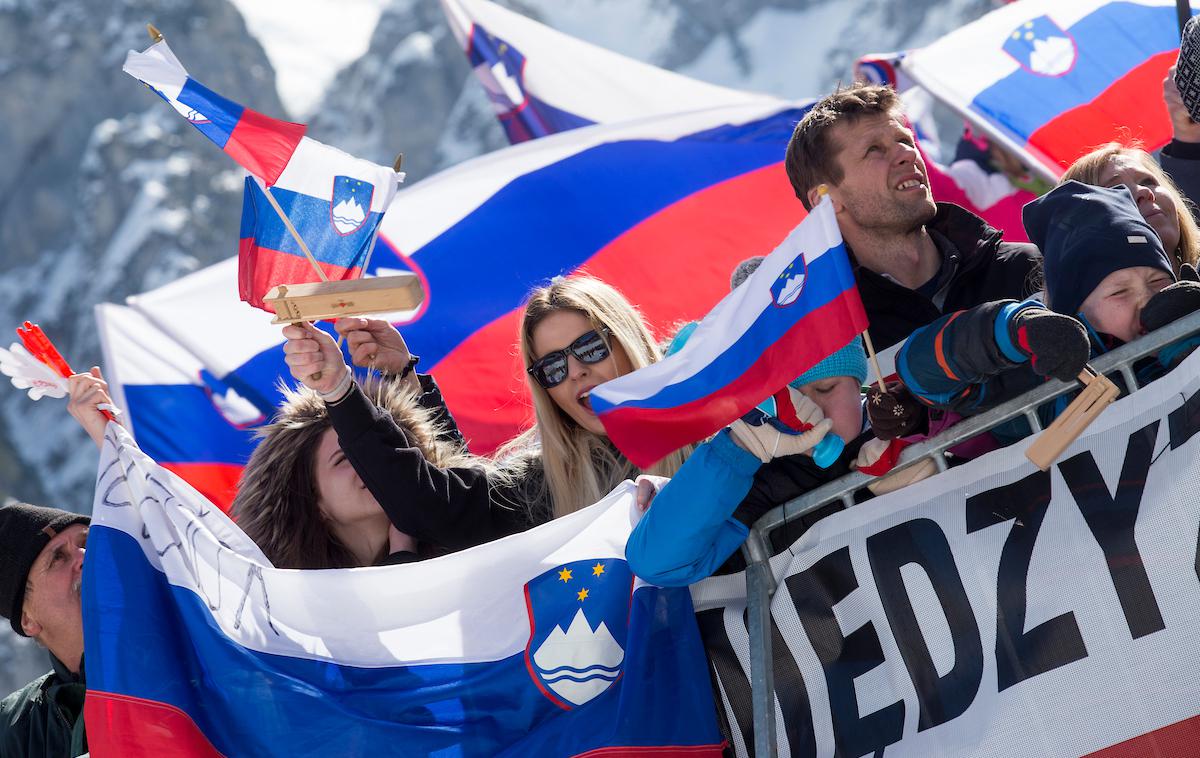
[1061,143,1200,268]
[501,275,687,517]
[233,379,485,568]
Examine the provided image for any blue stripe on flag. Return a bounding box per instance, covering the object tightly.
[244,181,384,269]
[176,77,246,149]
[123,385,258,466]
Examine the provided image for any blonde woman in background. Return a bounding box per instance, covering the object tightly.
[1062,142,1200,271]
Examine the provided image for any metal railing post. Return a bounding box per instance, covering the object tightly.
[742,528,777,757]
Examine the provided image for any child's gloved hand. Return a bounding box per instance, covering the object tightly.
[1008,307,1090,382]
[1140,280,1200,334]
[865,381,925,440]
[729,387,833,463]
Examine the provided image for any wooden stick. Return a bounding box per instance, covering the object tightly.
[861,329,886,393]
[1024,367,1119,471]
[258,184,328,378]
[260,183,329,283]
[147,23,163,42]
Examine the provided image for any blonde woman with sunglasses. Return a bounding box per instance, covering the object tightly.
[280,276,687,550]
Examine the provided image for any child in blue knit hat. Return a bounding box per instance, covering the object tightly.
[625,260,936,587]
[896,181,1200,441]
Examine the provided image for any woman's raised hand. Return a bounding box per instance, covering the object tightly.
[67,367,120,449]
[281,322,350,395]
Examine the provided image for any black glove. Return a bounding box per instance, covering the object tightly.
[866,381,926,440]
[1141,280,1200,333]
[1008,307,1090,382]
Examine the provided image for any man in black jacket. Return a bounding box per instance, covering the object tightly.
[785,82,1041,351]
[0,502,89,758]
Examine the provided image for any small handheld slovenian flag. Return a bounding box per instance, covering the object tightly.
[590,196,867,468]
[123,37,403,311]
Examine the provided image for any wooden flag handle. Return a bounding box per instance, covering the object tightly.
[861,329,886,393]
[1024,366,1119,471]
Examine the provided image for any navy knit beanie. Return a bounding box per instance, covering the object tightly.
[0,502,89,636]
[1022,181,1173,318]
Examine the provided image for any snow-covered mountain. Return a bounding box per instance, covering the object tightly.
[0,0,996,691]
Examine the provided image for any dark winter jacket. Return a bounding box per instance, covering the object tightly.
[896,300,1190,445]
[897,299,1045,417]
[0,654,86,758]
[414,372,467,450]
[855,203,1042,350]
[327,381,549,552]
[1159,139,1200,217]
[626,429,869,586]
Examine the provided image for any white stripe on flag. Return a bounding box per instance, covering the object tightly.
[122,39,189,99]
[125,257,283,377]
[95,423,645,667]
[442,0,772,125]
[272,137,400,212]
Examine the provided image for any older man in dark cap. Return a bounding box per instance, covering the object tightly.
[0,502,89,758]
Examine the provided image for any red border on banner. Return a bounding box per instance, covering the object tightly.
[1084,713,1200,758]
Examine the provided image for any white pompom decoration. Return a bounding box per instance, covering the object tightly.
[0,342,68,400]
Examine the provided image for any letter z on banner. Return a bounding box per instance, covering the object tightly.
[693,349,1200,757]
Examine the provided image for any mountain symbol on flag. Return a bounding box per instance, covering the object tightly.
[331,176,373,236]
[532,608,624,706]
[1002,16,1076,77]
[770,253,808,307]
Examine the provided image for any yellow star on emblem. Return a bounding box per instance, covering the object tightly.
[577,588,590,601]
[592,562,605,577]
[558,568,573,582]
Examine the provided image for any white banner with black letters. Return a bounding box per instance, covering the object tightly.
[692,349,1200,758]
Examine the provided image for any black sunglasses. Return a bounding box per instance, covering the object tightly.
[527,329,612,389]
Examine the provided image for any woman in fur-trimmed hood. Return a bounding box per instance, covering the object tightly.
[233,379,483,569]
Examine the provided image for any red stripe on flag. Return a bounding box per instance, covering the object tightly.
[601,287,868,468]
[1083,713,1200,758]
[238,237,362,311]
[431,161,804,454]
[161,462,241,512]
[85,690,224,758]
[225,109,306,186]
[1028,50,1175,172]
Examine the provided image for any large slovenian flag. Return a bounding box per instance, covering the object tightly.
[589,197,867,468]
[83,423,724,756]
[905,0,1195,178]
[123,38,402,309]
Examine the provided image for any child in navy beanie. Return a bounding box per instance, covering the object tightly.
[896,181,1200,445]
[1027,181,1200,370]
[1025,181,1175,340]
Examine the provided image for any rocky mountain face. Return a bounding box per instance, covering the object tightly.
[0,0,995,692]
